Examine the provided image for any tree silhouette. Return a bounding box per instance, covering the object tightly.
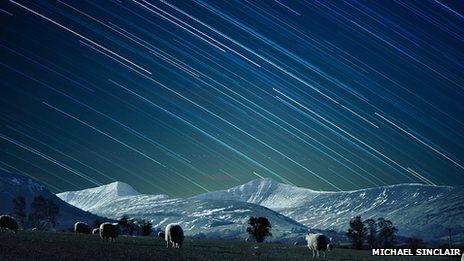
[118,215,136,235]
[347,216,397,249]
[377,218,397,248]
[406,235,427,250]
[246,216,272,243]
[364,218,377,248]
[28,195,60,230]
[12,196,29,229]
[137,218,153,236]
[118,215,152,236]
[346,215,367,249]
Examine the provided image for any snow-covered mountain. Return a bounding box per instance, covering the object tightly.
[57,181,139,212]
[7,168,462,245]
[192,178,326,210]
[0,170,111,231]
[57,181,309,241]
[55,177,463,245]
[192,179,464,243]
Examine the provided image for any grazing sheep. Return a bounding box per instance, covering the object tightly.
[306,232,328,258]
[253,246,260,255]
[158,231,165,239]
[0,215,19,233]
[74,222,91,235]
[92,228,100,235]
[100,222,120,242]
[165,223,184,249]
[327,243,333,252]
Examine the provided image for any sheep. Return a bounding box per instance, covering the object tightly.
[327,243,334,251]
[74,221,91,235]
[306,232,328,258]
[92,228,100,235]
[253,246,260,255]
[100,222,120,242]
[0,215,19,233]
[158,231,165,239]
[165,223,184,249]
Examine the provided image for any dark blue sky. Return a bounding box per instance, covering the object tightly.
[1,0,463,197]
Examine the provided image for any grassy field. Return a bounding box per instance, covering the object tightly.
[0,230,461,260]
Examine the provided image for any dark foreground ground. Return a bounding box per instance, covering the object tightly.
[0,230,461,261]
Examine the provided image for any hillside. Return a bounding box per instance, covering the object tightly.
[0,170,111,231]
[192,179,464,243]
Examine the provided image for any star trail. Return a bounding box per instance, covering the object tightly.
[1,0,463,198]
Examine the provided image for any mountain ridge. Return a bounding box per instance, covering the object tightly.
[2,172,457,245]
[192,178,457,210]
[192,178,464,243]
[57,180,310,240]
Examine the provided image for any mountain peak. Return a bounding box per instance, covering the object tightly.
[193,178,323,208]
[105,181,140,197]
[57,181,139,212]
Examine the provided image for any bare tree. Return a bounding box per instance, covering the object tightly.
[28,195,60,230]
[12,196,29,229]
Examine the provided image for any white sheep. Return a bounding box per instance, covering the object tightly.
[158,231,165,239]
[74,221,91,234]
[306,232,328,258]
[0,215,19,233]
[327,243,333,251]
[165,223,184,249]
[253,246,260,255]
[92,228,100,235]
[100,222,120,242]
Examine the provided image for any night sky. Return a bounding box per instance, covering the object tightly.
[1,0,463,198]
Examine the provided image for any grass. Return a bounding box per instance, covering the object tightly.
[0,230,461,260]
